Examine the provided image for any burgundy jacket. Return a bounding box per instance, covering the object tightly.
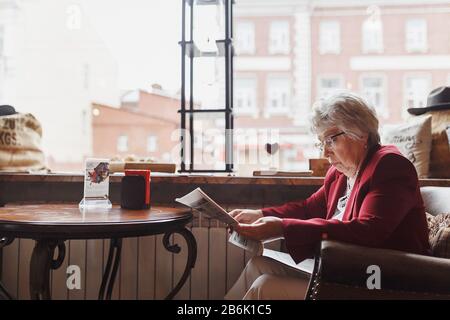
[262,144,431,263]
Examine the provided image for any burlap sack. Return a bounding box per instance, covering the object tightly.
[428,110,450,178]
[0,113,46,172]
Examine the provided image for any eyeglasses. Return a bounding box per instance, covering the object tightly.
[315,131,346,151]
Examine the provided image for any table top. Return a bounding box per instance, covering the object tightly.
[0,204,192,240]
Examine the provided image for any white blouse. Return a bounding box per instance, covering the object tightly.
[332,175,357,221]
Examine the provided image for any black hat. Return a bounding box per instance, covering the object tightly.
[407,86,450,115]
[0,105,17,116]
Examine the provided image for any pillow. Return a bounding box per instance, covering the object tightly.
[426,213,450,258]
[381,115,432,178]
[428,110,450,178]
[432,228,450,259]
[426,212,450,240]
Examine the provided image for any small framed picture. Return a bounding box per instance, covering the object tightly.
[79,158,112,208]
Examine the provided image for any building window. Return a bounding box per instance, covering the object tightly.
[362,19,383,53]
[317,76,344,99]
[266,77,290,115]
[235,21,255,55]
[234,77,257,116]
[406,19,427,53]
[147,135,158,153]
[269,21,290,54]
[319,21,340,54]
[404,75,430,113]
[117,135,128,152]
[360,75,387,117]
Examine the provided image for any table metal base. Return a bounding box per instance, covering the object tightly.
[24,227,196,300]
[98,227,197,300]
[0,237,15,300]
[29,240,66,300]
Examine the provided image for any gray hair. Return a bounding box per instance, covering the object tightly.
[310,91,380,147]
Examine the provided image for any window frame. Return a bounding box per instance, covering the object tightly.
[146,135,158,153]
[405,18,428,53]
[359,73,388,119]
[265,74,291,116]
[235,21,255,55]
[117,134,129,153]
[269,20,290,55]
[362,18,384,54]
[316,74,345,100]
[403,73,431,118]
[234,75,258,117]
[319,20,341,55]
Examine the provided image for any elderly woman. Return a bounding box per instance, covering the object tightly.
[225,91,430,300]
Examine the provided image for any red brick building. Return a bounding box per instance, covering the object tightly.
[311,1,450,124]
[91,86,180,163]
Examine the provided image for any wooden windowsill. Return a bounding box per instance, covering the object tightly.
[0,172,449,187]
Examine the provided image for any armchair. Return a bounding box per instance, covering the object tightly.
[306,186,450,300]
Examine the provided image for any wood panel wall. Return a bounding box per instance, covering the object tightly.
[1,214,281,300]
[0,175,448,299]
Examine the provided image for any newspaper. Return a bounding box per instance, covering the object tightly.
[175,188,263,254]
[262,249,315,274]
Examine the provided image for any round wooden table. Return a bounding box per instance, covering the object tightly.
[0,204,196,300]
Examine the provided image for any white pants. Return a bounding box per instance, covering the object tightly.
[224,256,311,300]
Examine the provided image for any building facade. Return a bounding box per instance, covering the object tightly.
[233,0,450,173]
[234,0,315,174]
[91,86,180,165]
[311,0,450,124]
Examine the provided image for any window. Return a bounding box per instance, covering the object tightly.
[234,77,257,115]
[360,75,387,117]
[317,76,344,99]
[117,135,128,152]
[235,21,255,54]
[362,19,383,53]
[5,0,449,175]
[269,21,290,54]
[406,19,427,53]
[147,135,158,152]
[404,75,430,112]
[319,21,340,54]
[266,77,290,115]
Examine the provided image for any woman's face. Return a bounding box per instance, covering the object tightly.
[318,127,368,177]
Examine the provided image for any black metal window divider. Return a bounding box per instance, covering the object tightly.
[179,0,234,174]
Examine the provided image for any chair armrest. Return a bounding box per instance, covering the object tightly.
[316,240,450,296]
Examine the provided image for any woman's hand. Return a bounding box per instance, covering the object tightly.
[234,216,284,241]
[228,209,263,224]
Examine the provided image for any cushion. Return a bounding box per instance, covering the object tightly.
[426,212,450,239]
[421,187,450,216]
[432,228,450,259]
[381,115,432,178]
[426,212,450,258]
[428,110,450,178]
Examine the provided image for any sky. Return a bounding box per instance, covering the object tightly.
[80,0,182,92]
